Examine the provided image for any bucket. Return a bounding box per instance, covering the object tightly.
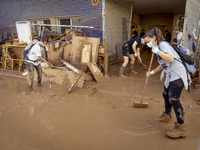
[16,21,32,44]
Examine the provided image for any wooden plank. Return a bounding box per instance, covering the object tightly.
[70,36,100,64]
[87,62,105,83]
[104,41,109,80]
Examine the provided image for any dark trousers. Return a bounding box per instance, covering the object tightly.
[27,62,42,88]
[163,78,185,124]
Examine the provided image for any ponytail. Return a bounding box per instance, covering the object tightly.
[154,27,166,44]
[143,27,165,44]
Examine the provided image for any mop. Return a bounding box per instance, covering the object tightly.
[133,52,154,108]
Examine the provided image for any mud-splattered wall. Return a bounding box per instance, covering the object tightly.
[0,0,103,41]
[104,0,131,54]
[182,0,200,50]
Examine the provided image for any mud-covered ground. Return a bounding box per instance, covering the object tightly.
[0,52,200,150]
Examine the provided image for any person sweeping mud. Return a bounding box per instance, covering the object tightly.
[143,28,190,139]
[119,37,145,78]
[25,36,50,92]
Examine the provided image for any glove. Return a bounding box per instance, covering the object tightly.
[152,46,160,55]
[171,42,174,45]
[134,53,138,57]
[146,70,155,78]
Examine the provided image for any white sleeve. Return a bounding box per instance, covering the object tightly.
[177,33,182,40]
[45,45,48,51]
[159,42,171,53]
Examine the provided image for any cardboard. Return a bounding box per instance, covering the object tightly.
[70,36,100,64]
[34,67,85,88]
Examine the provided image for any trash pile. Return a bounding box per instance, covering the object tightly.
[41,28,111,93]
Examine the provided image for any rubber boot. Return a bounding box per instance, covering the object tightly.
[158,112,172,123]
[119,66,126,78]
[167,122,187,139]
[130,63,138,74]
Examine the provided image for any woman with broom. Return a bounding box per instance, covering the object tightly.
[143,28,190,139]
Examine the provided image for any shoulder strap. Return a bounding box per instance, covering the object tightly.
[159,41,190,92]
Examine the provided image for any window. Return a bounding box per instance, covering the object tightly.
[43,20,51,31]
[28,16,81,34]
[57,17,81,34]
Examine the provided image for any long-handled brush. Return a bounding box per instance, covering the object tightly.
[133,53,154,108]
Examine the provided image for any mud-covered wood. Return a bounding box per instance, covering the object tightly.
[87,62,106,83]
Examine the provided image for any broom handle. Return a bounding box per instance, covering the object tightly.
[141,53,154,103]
[49,42,52,91]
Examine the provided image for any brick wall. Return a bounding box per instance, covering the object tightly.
[104,0,131,54]
[0,0,103,40]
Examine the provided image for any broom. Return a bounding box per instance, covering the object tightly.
[133,52,154,108]
[49,41,52,91]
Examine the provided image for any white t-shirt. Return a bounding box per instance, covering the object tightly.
[26,42,48,66]
[177,32,183,47]
[26,43,42,66]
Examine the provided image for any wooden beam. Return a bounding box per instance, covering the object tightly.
[104,41,109,80]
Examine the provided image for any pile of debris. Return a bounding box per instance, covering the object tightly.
[34,29,111,93]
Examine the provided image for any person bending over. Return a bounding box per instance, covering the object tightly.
[119,37,145,78]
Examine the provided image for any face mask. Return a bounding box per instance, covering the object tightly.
[132,29,135,31]
[141,41,145,44]
[147,41,155,48]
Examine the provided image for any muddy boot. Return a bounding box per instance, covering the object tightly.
[158,112,172,123]
[167,122,187,138]
[119,66,126,78]
[37,83,42,87]
[28,87,34,93]
[130,63,138,74]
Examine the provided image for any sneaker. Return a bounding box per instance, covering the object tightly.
[167,122,187,138]
[157,112,171,123]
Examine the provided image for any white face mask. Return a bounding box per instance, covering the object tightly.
[132,29,135,31]
[147,41,155,48]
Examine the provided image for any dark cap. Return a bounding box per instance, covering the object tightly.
[41,36,48,42]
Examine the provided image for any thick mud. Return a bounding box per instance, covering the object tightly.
[0,51,200,150]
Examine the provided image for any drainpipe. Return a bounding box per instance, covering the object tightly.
[102,0,106,44]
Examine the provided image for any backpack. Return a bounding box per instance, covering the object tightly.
[159,41,196,75]
[23,43,37,60]
[159,41,196,92]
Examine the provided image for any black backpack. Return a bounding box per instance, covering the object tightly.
[173,46,194,65]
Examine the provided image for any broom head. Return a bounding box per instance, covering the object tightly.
[133,101,148,108]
